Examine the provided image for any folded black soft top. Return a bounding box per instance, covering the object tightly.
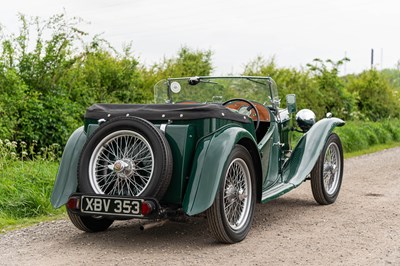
[85,103,251,124]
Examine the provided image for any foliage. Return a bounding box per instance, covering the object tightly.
[306,58,354,120]
[243,57,326,116]
[346,70,400,121]
[0,140,62,228]
[381,67,400,90]
[0,12,400,231]
[0,160,60,220]
[141,46,213,102]
[0,14,89,147]
[335,119,400,153]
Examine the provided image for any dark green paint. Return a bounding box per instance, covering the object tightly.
[182,124,257,215]
[260,121,280,189]
[160,125,196,204]
[260,117,345,203]
[282,117,345,186]
[50,127,87,208]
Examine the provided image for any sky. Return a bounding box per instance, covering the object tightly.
[0,0,399,75]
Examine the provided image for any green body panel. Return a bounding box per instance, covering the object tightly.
[259,121,280,189]
[160,125,196,204]
[261,117,345,203]
[282,117,345,186]
[50,127,87,208]
[182,124,258,216]
[157,118,254,204]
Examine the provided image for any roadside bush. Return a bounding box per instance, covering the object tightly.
[346,70,400,121]
[306,58,354,120]
[382,120,400,141]
[335,120,400,153]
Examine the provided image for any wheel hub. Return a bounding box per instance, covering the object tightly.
[112,160,135,178]
[226,185,237,202]
[324,163,337,175]
[226,185,247,202]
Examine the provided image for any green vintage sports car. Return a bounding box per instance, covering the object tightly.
[51,76,345,243]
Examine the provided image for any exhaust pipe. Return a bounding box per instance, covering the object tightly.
[139,220,167,231]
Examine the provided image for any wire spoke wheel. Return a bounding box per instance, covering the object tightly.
[322,142,341,196]
[89,130,155,196]
[223,158,252,230]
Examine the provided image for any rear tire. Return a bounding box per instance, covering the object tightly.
[67,209,113,232]
[207,145,256,243]
[311,133,344,205]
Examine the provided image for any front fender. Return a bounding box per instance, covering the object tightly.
[50,127,87,208]
[182,125,257,216]
[282,117,345,186]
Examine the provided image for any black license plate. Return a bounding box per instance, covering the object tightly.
[81,195,143,217]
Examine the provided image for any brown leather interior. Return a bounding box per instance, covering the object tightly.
[224,101,270,122]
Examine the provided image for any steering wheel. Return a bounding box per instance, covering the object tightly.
[222,98,260,132]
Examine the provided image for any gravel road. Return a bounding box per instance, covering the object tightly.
[1,147,399,265]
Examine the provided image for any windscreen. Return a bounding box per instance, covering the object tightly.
[154,76,278,105]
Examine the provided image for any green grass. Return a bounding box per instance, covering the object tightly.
[344,141,400,159]
[0,212,66,233]
[0,159,64,232]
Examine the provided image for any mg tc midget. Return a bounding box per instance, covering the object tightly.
[51,76,345,243]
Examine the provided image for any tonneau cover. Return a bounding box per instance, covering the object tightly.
[85,103,251,123]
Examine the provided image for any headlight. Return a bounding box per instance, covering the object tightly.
[296,109,316,132]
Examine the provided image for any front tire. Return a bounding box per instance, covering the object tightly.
[207,145,256,243]
[311,133,344,205]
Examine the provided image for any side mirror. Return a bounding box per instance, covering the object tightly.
[286,94,296,114]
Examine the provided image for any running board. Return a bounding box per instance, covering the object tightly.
[261,183,295,203]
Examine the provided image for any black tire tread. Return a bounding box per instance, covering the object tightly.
[67,209,113,232]
[207,192,234,243]
[310,133,343,205]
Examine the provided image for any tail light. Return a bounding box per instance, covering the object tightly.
[141,201,155,216]
[66,197,80,210]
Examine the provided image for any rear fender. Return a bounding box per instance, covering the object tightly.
[50,127,87,208]
[282,118,345,186]
[182,125,258,216]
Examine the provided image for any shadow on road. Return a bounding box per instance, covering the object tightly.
[61,194,320,250]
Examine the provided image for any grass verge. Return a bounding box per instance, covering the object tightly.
[0,159,64,232]
[344,141,400,159]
